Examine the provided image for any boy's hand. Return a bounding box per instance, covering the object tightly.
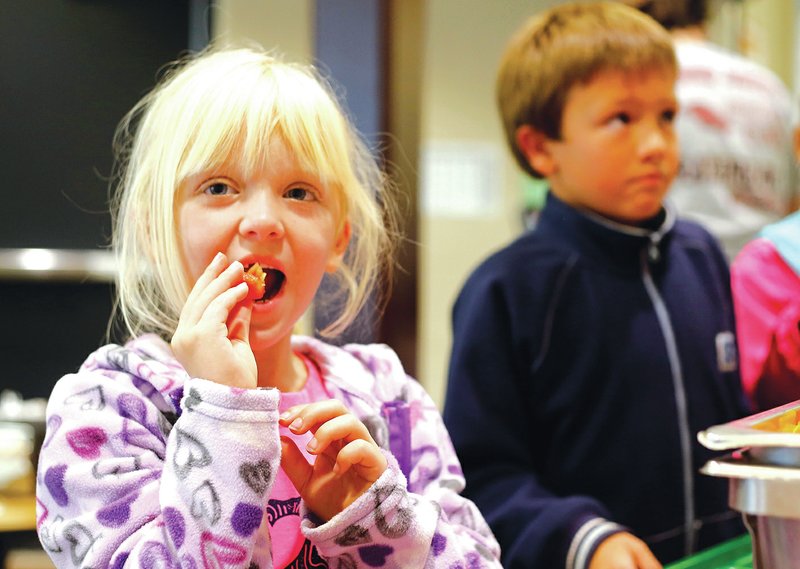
[589,532,662,569]
[171,253,257,389]
[279,400,388,521]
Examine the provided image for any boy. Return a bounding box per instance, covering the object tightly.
[443,3,749,568]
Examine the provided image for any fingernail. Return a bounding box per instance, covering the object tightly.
[279,412,292,422]
[306,437,318,452]
[289,418,303,431]
[213,252,225,264]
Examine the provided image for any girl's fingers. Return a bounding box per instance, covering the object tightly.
[280,400,348,425]
[202,281,249,326]
[227,293,252,343]
[280,400,365,435]
[196,261,246,312]
[280,436,313,494]
[304,414,373,456]
[183,252,228,308]
[184,261,246,324]
[333,439,387,481]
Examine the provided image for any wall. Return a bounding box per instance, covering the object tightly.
[212,0,313,62]
[739,0,795,87]
[417,1,557,405]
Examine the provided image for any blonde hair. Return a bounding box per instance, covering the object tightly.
[497,1,676,178]
[110,46,395,340]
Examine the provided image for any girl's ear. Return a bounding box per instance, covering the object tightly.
[326,220,351,273]
[516,125,557,177]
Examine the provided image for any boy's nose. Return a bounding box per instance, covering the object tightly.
[639,126,672,159]
[239,194,285,240]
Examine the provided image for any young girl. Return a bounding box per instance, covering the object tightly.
[35,46,501,568]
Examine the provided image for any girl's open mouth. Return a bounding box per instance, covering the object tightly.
[244,263,286,302]
[259,268,285,301]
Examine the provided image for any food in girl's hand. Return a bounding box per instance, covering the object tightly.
[243,263,266,300]
[242,263,286,301]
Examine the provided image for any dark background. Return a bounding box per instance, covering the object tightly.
[0,0,203,399]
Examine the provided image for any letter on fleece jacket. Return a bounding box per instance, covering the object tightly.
[36,334,502,568]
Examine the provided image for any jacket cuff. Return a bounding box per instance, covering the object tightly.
[565,516,627,569]
[299,450,419,541]
[181,377,280,422]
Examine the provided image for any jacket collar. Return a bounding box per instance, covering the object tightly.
[760,210,800,275]
[536,192,676,270]
[290,335,377,402]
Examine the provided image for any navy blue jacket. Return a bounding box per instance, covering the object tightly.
[443,193,749,569]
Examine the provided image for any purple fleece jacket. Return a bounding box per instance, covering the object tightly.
[36,334,501,568]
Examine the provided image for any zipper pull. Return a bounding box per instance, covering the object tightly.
[648,241,660,263]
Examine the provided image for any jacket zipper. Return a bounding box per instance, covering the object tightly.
[640,247,697,556]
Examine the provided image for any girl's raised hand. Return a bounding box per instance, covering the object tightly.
[280,400,388,521]
[171,252,258,389]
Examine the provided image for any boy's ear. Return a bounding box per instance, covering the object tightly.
[516,125,557,176]
[326,220,351,273]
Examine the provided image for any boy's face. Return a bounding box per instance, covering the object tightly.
[521,68,679,225]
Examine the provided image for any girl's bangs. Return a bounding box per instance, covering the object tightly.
[174,71,348,189]
[176,100,269,183]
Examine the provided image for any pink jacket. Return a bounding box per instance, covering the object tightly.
[732,213,800,410]
[36,334,501,568]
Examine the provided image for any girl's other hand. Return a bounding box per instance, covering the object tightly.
[279,400,388,521]
[589,532,662,569]
[171,252,257,389]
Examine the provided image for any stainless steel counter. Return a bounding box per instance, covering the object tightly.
[0,248,115,283]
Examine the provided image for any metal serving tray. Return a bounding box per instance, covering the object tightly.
[698,400,800,466]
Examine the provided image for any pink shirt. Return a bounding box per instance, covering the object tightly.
[732,237,800,409]
[268,354,331,567]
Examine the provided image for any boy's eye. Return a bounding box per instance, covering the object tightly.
[661,109,676,123]
[204,182,233,196]
[611,112,631,125]
[285,186,315,201]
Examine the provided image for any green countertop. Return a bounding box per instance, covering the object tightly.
[665,534,752,569]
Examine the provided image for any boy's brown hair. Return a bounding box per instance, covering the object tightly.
[497,1,676,178]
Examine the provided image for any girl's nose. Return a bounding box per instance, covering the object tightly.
[239,194,285,240]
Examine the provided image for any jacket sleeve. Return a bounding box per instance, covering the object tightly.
[732,238,800,410]
[299,345,504,568]
[36,367,281,568]
[442,270,623,569]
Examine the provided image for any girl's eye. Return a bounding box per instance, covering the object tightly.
[204,182,234,196]
[661,109,676,123]
[285,186,315,201]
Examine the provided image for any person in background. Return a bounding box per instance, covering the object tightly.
[35,46,502,568]
[732,210,800,411]
[630,0,797,262]
[443,3,749,568]
[731,133,800,411]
